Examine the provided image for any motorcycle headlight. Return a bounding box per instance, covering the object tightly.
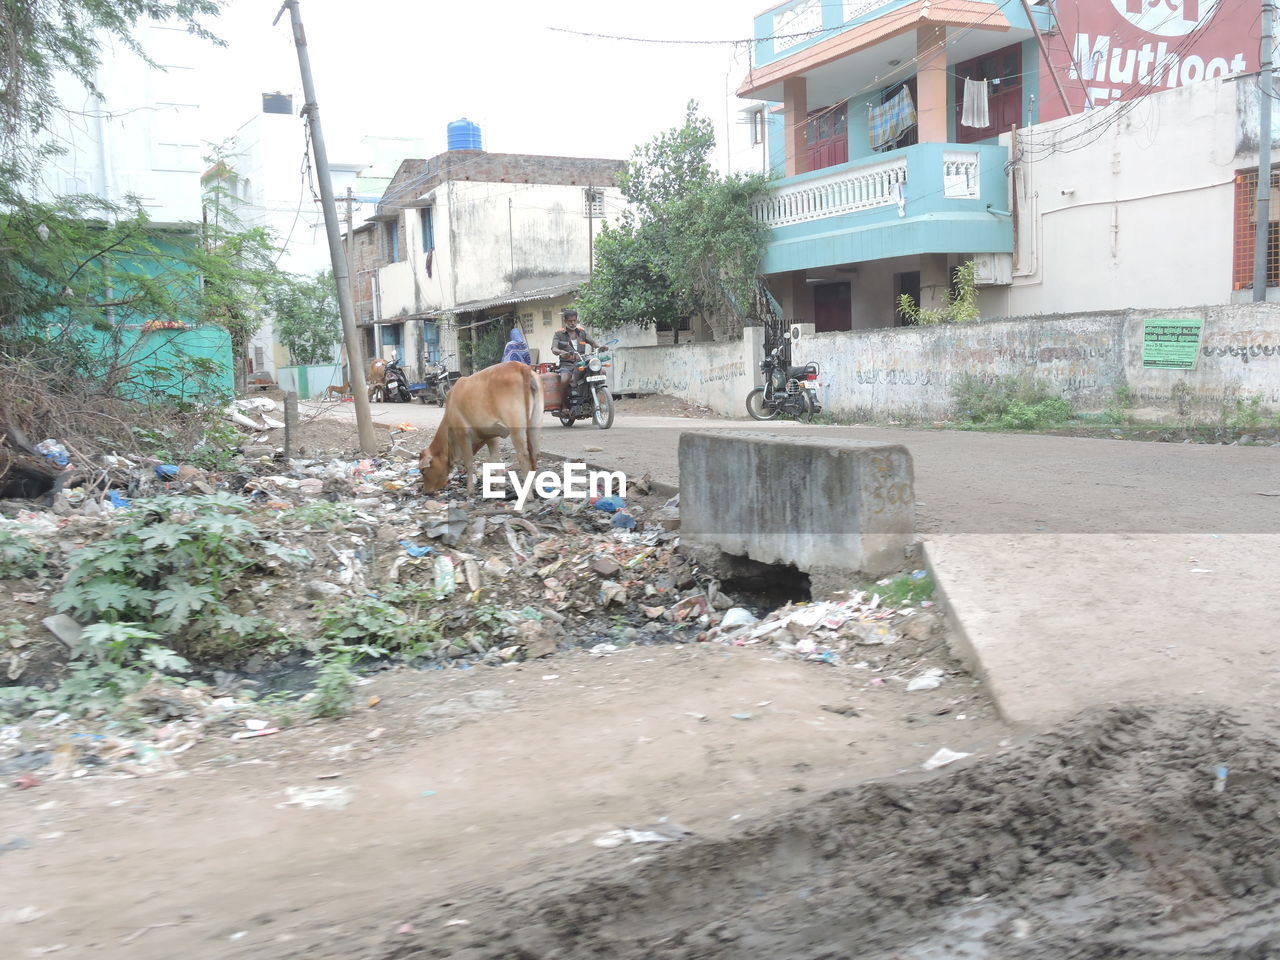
[588,357,602,373]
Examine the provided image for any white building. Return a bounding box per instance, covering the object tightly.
[982,75,1274,318]
[39,22,207,224]
[355,146,656,381]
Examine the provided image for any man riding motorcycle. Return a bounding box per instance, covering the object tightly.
[552,308,600,399]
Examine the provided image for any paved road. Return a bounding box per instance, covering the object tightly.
[352,399,1280,535]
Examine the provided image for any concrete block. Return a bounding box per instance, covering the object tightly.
[677,432,915,590]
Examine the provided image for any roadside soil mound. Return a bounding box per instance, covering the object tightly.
[366,705,1280,960]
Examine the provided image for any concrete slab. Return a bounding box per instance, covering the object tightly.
[925,533,1280,729]
[678,432,915,587]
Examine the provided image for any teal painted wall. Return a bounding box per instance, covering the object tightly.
[759,142,1012,274]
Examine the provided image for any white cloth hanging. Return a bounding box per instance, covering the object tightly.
[961,77,990,129]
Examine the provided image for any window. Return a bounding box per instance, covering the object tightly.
[420,206,435,252]
[749,109,765,146]
[385,220,400,262]
[1234,168,1280,290]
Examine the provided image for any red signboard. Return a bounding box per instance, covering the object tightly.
[1038,0,1259,122]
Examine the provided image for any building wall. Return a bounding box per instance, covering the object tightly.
[612,328,763,413]
[983,77,1240,319]
[612,304,1280,419]
[447,180,622,305]
[39,24,208,223]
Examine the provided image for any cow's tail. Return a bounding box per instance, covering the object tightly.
[525,366,542,471]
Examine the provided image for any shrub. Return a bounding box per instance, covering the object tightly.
[952,373,1074,430]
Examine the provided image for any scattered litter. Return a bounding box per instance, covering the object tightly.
[278,786,353,810]
[421,790,438,798]
[922,747,972,771]
[230,727,280,741]
[906,668,946,692]
[593,495,626,513]
[1189,569,1214,574]
[719,607,758,629]
[1214,765,1229,793]
[593,819,693,847]
[731,713,753,721]
[444,918,470,928]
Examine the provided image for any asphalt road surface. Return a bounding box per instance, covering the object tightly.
[350,400,1280,535]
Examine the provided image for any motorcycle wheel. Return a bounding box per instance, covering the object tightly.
[746,387,780,421]
[592,387,615,430]
[796,391,816,423]
[558,411,576,428]
[437,382,450,407]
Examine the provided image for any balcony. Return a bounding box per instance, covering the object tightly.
[753,142,1012,275]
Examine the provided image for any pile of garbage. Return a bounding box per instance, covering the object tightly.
[706,579,936,661]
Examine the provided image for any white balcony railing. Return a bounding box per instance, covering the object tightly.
[943,150,980,198]
[752,157,907,228]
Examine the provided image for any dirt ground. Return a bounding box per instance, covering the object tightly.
[3,629,1003,960]
[7,399,1280,959]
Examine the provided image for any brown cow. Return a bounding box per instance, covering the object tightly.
[418,361,543,496]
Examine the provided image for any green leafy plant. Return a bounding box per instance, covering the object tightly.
[316,585,443,660]
[867,571,935,607]
[0,529,50,579]
[952,373,1074,430]
[1224,395,1265,432]
[0,661,152,722]
[308,652,357,719]
[51,493,306,660]
[897,260,980,326]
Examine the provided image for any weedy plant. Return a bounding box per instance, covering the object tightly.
[952,373,1074,430]
[51,493,307,662]
[0,529,53,580]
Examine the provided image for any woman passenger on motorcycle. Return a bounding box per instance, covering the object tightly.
[552,308,599,396]
[501,326,532,365]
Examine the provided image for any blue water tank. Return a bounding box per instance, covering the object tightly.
[447,118,483,152]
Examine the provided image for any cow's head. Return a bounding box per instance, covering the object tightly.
[418,447,451,493]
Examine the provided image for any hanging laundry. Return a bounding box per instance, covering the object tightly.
[961,77,990,129]
[868,87,918,149]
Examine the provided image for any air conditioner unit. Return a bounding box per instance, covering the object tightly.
[971,252,1013,286]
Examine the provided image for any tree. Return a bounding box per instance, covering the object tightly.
[576,103,771,339]
[269,269,342,365]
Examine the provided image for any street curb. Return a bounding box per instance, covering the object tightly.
[920,539,1014,728]
[537,448,679,501]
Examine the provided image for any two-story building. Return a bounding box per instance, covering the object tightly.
[353,139,646,378]
[737,0,1261,330]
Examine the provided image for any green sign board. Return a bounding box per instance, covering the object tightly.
[1142,318,1203,370]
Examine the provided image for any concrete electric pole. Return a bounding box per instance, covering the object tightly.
[1255,0,1275,302]
[275,0,378,455]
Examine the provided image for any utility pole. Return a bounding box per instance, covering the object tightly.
[586,187,595,276]
[275,0,377,454]
[343,186,356,310]
[1255,0,1276,302]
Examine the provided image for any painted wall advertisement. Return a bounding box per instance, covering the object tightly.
[1040,1,1259,121]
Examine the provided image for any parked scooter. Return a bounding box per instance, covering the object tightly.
[380,358,413,403]
[418,353,461,406]
[746,333,822,421]
[542,339,618,429]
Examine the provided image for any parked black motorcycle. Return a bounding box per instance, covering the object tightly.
[746,334,822,421]
[418,353,461,407]
[379,358,413,403]
[547,341,617,429]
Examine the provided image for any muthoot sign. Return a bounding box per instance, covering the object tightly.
[1041,0,1254,120]
[1112,0,1218,37]
[482,462,627,510]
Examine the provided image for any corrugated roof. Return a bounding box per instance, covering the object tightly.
[423,282,580,318]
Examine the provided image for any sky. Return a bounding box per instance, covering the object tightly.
[191,0,767,174]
